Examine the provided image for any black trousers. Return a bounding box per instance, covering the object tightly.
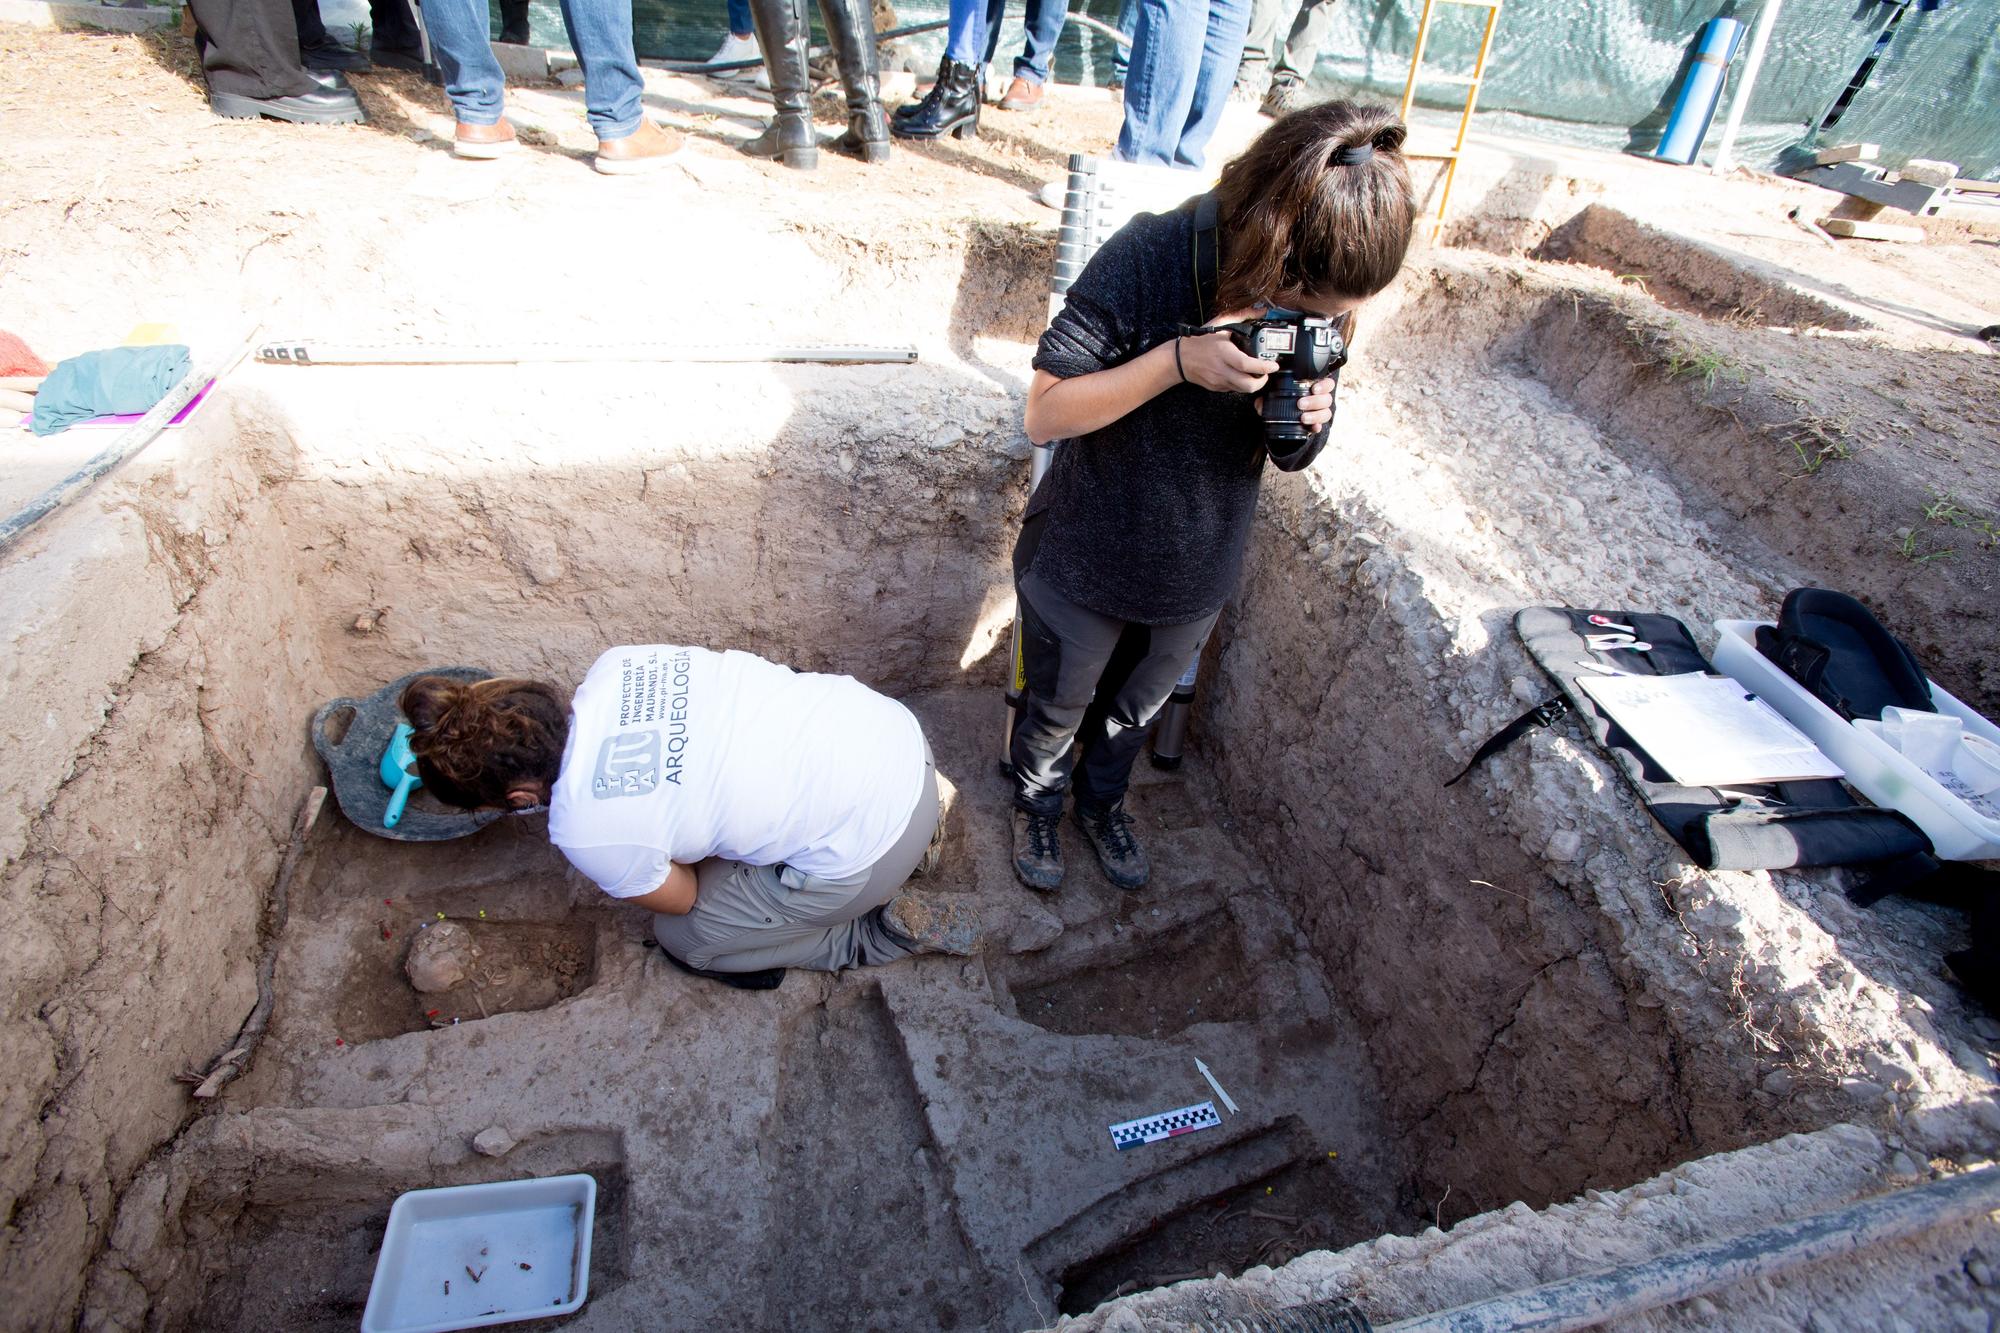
[1009,562,1217,817]
[188,0,317,98]
[291,0,424,51]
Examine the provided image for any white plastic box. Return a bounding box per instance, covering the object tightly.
[359,1174,596,1333]
[1713,619,2000,861]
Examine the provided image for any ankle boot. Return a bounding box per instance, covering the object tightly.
[893,56,981,123]
[892,56,978,140]
[744,0,818,169]
[816,0,890,162]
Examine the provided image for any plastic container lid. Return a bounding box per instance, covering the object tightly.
[1713,620,2000,862]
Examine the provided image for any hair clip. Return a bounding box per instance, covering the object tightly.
[1333,144,1375,166]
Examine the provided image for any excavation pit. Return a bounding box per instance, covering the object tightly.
[1005,908,1261,1039]
[13,226,2000,1332]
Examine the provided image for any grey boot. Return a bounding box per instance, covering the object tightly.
[1012,808,1064,892]
[817,0,890,162]
[744,0,818,168]
[1074,802,1148,890]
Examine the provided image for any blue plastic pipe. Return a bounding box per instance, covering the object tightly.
[1655,16,1747,165]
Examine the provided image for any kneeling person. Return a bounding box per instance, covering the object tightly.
[402,645,974,988]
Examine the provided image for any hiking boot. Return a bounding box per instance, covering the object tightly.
[1074,803,1148,890]
[594,118,684,175]
[882,894,982,956]
[1012,808,1064,892]
[1260,77,1313,118]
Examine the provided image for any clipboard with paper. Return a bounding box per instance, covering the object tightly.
[1576,671,1843,788]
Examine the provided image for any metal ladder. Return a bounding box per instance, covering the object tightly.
[1397,0,1505,242]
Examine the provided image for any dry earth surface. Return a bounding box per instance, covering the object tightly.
[4,20,2000,1333]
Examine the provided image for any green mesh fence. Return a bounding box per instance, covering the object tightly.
[589,0,1995,179]
[1303,0,1999,181]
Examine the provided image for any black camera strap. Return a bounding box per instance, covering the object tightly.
[1191,192,1220,321]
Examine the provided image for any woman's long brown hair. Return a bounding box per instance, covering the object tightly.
[400,675,569,809]
[1211,100,1417,313]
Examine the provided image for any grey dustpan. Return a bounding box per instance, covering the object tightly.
[312,667,517,842]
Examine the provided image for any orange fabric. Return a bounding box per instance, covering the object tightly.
[0,331,49,378]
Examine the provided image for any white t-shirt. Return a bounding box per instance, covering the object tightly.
[547,645,926,899]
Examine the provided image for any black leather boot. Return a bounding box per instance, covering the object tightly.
[892,55,978,140]
[816,0,890,163]
[892,55,970,122]
[498,0,530,45]
[744,0,818,169]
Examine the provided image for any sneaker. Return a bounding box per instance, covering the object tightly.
[882,894,982,956]
[1074,803,1148,890]
[707,30,761,81]
[1012,808,1064,892]
[1035,178,1066,210]
[594,118,684,175]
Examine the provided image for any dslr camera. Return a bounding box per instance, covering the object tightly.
[1221,306,1348,445]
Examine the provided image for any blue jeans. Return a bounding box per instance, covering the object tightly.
[418,0,645,137]
[1110,0,1136,80]
[980,0,1068,84]
[944,0,985,65]
[726,0,750,35]
[1115,0,1250,168]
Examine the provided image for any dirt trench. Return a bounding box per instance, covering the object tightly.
[5,118,1999,1328]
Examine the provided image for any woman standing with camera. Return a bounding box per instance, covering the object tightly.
[1007,101,1416,894]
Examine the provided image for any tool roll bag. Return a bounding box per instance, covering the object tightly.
[1456,607,1934,875]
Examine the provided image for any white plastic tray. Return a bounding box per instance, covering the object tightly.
[1713,619,2000,861]
[360,1174,595,1333]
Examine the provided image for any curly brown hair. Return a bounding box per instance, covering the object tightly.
[1211,100,1417,314]
[399,675,570,809]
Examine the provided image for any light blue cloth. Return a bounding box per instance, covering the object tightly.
[30,344,191,437]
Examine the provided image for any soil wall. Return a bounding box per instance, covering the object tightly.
[0,397,333,1329]
[266,357,1030,699]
